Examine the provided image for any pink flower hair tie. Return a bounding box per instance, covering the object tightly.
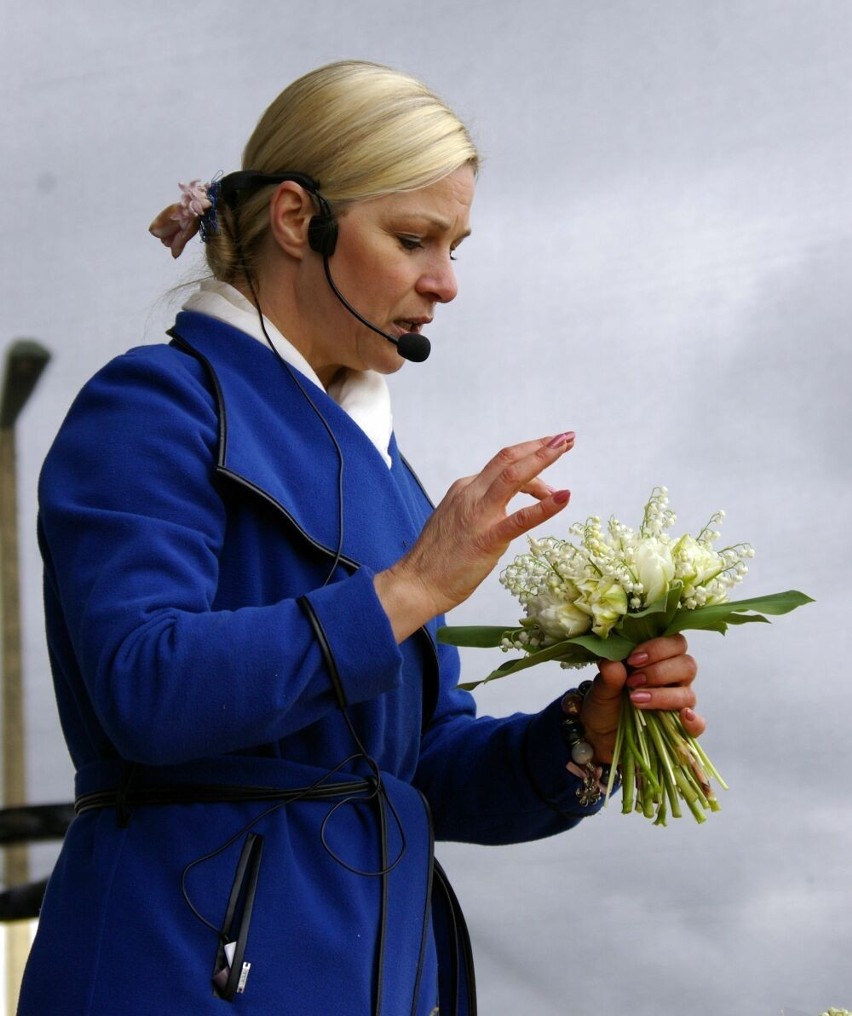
[172,180,212,230]
[148,178,220,259]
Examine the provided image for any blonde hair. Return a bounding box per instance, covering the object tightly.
[206,60,479,283]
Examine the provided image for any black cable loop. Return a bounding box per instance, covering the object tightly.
[318,765,408,878]
[180,751,373,935]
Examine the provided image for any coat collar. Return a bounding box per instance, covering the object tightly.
[169,311,426,572]
[182,280,394,466]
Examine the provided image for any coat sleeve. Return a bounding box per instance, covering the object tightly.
[413,636,607,846]
[38,346,404,766]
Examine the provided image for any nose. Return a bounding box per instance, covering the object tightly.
[416,253,458,304]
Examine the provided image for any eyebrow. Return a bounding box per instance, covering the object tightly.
[395,211,472,241]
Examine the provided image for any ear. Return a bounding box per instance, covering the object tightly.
[267,181,316,259]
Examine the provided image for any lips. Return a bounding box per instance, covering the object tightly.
[394,318,431,334]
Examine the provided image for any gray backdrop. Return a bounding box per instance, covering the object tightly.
[2,1,850,1013]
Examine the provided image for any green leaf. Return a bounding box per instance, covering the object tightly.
[617,583,683,644]
[437,625,514,648]
[663,590,813,636]
[566,631,637,661]
[723,613,769,626]
[443,590,813,690]
[699,620,730,634]
[618,612,663,645]
[458,639,599,690]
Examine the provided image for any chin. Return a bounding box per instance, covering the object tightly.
[359,335,408,375]
[366,359,406,378]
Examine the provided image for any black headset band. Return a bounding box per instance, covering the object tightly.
[218,170,322,210]
[218,170,337,257]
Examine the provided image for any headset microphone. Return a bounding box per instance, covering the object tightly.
[307,191,432,363]
[317,258,432,363]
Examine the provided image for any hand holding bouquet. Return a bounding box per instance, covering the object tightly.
[439,487,811,824]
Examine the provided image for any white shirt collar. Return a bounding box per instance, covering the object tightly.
[182,279,394,467]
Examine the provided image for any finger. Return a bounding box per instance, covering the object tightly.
[518,477,557,501]
[487,487,572,545]
[475,433,574,489]
[592,662,627,701]
[480,433,575,506]
[578,670,623,760]
[626,633,689,669]
[680,707,706,737]
[624,653,697,692]
[627,680,697,714]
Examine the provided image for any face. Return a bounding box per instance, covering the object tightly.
[301,165,475,385]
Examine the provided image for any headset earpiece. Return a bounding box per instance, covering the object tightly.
[219,171,336,255]
[307,195,338,257]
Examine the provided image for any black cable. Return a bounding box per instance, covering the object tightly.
[179,750,380,935]
[232,205,345,588]
[178,201,408,1008]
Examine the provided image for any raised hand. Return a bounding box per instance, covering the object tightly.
[375,432,576,642]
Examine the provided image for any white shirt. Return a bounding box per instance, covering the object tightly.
[182,279,394,467]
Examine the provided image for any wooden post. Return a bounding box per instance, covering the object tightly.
[1,339,50,1015]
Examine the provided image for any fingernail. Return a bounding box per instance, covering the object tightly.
[626,672,646,688]
[552,488,571,505]
[628,650,649,666]
[630,690,652,704]
[683,708,696,722]
[547,431,574,448]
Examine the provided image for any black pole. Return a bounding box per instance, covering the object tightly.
[1,338,51,1009]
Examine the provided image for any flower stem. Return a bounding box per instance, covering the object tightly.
[644,713,682,820]
[616,693,726,824]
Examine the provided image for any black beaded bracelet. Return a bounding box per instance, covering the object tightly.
[560,681,609,806]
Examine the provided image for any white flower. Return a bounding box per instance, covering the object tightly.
[498,487,753,649]
[578,576,629,637]
[632,536,675,604]
[673,534,724,595]
[672,529,754,607]
[525,588,592,640]
[639,486,676,537]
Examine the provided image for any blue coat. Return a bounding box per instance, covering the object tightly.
[18,312,602,1015]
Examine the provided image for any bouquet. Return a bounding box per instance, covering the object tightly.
[439,487,812,824]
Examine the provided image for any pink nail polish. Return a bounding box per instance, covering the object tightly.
[630,690,652,704]
[628,651,649,666]
[552,489,571,505]
[546,432,569,448]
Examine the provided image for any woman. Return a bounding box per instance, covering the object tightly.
[18,61,702,1014]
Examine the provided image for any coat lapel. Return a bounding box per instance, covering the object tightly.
[169,311,428,573]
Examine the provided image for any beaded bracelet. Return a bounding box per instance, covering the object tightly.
[560,680,611,807]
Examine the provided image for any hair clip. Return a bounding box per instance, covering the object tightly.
[148,177,220,258]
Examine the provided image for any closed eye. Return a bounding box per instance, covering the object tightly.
[399,236,462,263]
